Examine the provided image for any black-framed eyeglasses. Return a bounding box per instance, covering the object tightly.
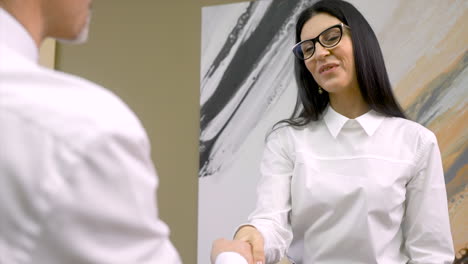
[292,23,351,60]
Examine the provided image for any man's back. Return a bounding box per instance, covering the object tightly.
[0,8,181,263]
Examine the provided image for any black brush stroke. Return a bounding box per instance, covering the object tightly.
[202,2,255,82]
[200,0,301,177]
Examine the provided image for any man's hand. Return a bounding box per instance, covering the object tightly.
[234,226,265,264]
[211,238,254,264]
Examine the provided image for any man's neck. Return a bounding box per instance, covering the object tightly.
[0,0,44,48]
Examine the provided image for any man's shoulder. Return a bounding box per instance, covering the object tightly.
[0,65,147,147]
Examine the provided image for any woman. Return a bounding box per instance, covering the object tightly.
[218,0,455,263]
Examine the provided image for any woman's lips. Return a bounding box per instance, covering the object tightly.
[319,63,339,74]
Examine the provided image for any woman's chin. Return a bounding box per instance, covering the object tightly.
[320,80,355,95]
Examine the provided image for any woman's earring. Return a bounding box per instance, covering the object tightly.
[318,86,323,94]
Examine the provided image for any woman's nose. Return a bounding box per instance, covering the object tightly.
[313,43,330,60]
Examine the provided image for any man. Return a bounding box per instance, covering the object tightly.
[0,0,250,263]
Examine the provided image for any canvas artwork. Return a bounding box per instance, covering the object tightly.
[198,0,467,263]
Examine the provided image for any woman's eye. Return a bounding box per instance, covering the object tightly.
[323,34,340,43]
[302,43,314,54]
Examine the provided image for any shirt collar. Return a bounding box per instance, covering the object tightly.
[323,106,349,138]
[0,8,39,63]
[323,105,385,138]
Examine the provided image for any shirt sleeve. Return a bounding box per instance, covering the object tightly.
[215,252,249,264]
[247,128,294,264]
[403,131,454,263]
[30,131,182,264]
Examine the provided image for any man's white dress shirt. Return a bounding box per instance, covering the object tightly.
[0,8,184,263]
[248,106,454,263]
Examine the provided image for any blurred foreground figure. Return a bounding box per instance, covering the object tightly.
[0,0,183,263]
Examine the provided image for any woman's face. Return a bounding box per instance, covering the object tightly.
[300,13,359,95]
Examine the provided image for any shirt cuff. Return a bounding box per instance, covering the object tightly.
[215,252,248,264]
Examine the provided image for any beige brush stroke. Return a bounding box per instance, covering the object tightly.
[448,183,468,254]
[425,96,467,173]
[392,12,468,108]
[375,0,467,105]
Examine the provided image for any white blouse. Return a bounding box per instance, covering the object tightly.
[248,106,454,264]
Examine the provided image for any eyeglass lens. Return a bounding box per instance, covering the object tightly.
[296,26,342,60]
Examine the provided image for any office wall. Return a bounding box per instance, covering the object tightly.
[55,1,246,263]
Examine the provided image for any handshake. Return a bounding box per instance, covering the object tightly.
[211,226,265,264]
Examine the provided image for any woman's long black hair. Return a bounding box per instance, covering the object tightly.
[275,0,405,130]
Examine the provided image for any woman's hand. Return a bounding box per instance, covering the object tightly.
[211,238,254,264]
[234,225,265,264]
